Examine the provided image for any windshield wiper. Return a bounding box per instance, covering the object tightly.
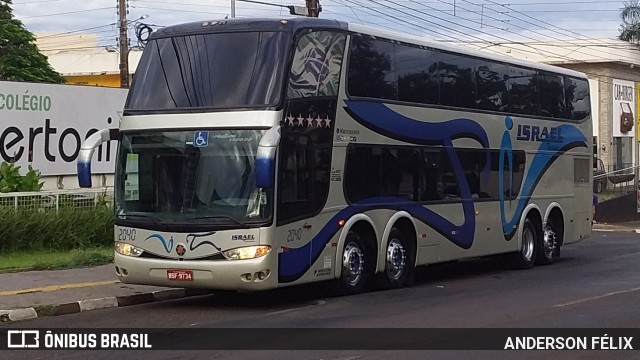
[185,215,248,228]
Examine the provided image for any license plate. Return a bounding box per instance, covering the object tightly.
[167,269,193,281]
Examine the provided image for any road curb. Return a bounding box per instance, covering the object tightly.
[0,288,212,324]
[593,226,639,233]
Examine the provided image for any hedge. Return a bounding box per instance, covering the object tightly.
[0,207,114,253]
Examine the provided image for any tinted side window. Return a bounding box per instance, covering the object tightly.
[538,71,565,118]
[476,62,509,112]
[438,53,478,109]
[456,149,486,198]
[420,149,442,201]
[565,76,591,120]
[455,149,526,200]
[507,66,539,116]
[345,146,420,202]
[397,45,440,105]
[382,148,420,200]
[278,127,332,224]
[348,36,397,100]
[440,149,461,199]
[345,146,382,202]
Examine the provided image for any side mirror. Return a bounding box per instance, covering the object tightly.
[255,125,281,189]
[77,129,119,188]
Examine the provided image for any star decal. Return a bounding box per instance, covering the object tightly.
[283,113,333,128]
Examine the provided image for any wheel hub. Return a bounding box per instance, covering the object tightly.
[342,243,364,286]
[522,227,535,260]
[543,226,556,258]
[386,239,406,280]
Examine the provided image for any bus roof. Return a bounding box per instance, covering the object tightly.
[150,17,587,80]
[150,17,347,39]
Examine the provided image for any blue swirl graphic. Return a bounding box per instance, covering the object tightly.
[499,119,588,239]
[279,101,492,283]
[145,234,174,254]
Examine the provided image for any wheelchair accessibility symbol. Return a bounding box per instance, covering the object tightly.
[194,131,209,147]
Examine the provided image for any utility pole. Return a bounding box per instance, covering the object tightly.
[305,0,320,17]
[118,0,130,88]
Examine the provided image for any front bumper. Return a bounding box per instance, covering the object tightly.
[114,251,278,291]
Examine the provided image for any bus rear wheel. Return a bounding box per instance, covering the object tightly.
[536,218,559,265]
[338,231,368,295]
[375,228,414,289]
[511,218,537,269]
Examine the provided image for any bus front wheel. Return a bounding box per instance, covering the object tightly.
[338,231,368,295]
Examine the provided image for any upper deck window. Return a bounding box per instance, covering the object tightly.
[346,34,591,122]
[125,31,290,112]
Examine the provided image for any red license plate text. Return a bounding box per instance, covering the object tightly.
[167,269,193,281]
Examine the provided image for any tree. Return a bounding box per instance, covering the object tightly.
[0,0,64,83]
[619,0,640,45]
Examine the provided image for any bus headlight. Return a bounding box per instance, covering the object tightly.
[222,245,271,260]
[115,241,144,257]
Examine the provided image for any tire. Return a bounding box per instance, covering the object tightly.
[375,228,414,289]
[596,181,603,194]
[338,231,368,295]
[512,218,537,269]
[536,218,559,266]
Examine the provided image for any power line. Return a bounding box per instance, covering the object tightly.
[12,0,67,4]
[338,0,640,81]
[130,5,253,16]
[377,0,640,65]
[472,0,639,62]
[36,24,117,39]
[18,7,115,19]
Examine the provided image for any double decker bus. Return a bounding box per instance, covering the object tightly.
[78,17,593,294]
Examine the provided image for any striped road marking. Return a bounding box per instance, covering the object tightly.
[0,280,119,296]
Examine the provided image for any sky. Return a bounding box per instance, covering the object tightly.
[8,0,633,52]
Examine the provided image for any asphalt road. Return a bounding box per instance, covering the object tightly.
[5,231,640,359]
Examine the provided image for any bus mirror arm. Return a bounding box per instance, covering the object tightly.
[77,128,120,188]
[256,125,281,189]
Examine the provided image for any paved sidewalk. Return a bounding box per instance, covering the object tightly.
[592,221,640,233]
[0,264,210,323]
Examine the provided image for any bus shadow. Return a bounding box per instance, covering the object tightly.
[152,255,578,311]
[413,254,577,284]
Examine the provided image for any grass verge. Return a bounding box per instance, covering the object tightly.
[0,247,113,273]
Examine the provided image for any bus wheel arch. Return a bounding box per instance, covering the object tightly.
[538,205,564,265]
[512,206,542,269]
[334,216,378,294]
[375,215,416,289]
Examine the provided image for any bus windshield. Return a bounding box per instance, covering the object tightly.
[125,31,290,112]
[115,130,271,225]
